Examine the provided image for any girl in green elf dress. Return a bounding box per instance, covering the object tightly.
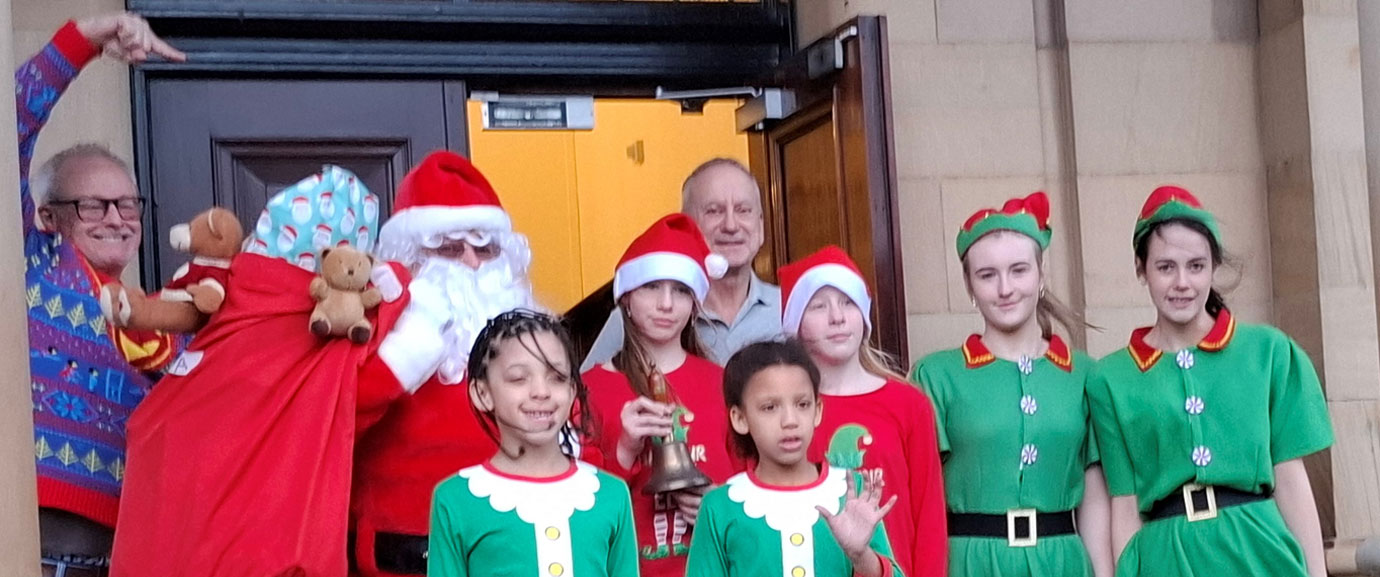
[1087,185,1333,577]
[910,191,1113,577]
[686,340,904,577]
[427,310,639,577]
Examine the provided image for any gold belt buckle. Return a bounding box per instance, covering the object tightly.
[1183,483,1218,522]
[1007,508,1038,547]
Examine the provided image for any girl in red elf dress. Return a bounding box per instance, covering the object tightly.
[584,213,746,577]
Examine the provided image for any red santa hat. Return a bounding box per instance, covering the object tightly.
[778,245,872,337]
[614,213,728,302]
[378,151,510,250]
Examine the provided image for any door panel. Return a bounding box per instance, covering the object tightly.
[142,79,466,288]
[777,107,841,262]
[750,16,907,362]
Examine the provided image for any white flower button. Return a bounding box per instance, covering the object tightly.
[1185,396,1205,415]
[1192,446,1212,467]
[1176,349,1195,370]
[1017,356,1034,375]
[1020,395,1038,415]
[1020,444,1039,468]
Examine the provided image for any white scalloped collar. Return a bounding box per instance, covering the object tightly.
[725,464,848,531]
[460,460,601,524]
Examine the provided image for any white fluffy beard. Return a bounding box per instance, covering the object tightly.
[408,238,541,384]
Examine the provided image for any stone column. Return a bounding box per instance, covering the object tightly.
[0,0,43,573]
[1259,0,1380,541]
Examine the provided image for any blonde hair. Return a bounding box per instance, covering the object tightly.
[859,340,907,382]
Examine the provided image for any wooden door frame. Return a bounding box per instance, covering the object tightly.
[750,16,908,363]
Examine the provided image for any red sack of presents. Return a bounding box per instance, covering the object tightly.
[112,167,417,577]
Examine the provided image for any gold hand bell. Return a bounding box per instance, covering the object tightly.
[642,368,712,495]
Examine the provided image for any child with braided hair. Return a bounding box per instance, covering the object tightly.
[427,309,638,577]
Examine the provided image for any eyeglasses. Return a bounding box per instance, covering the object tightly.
[426,238,501,262]
[48,197,145,222]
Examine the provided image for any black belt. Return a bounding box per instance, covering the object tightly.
[947,509,1076,546]
[1145,483,1270,522]
[374,531,428,575]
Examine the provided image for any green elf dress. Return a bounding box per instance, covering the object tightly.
[913,334,1099,577]
[1089,309,1333,577]
[685,464,903,577]
[427,460,640,577]
[911,190,1100,576]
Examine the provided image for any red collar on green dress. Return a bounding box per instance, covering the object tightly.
[962,334,1073,372]
[1126,308,1237,372]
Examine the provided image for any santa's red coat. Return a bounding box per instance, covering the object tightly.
[112,253,411,577]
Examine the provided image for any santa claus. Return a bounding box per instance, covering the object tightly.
[351,150,545,576]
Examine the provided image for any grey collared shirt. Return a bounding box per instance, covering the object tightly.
[579,274,783,371]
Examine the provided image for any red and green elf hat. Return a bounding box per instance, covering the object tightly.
[1132,185,1223,250]
[955,192,1053,257]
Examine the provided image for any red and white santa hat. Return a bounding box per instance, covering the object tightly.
[614,213,728,302]
[778,245,872,337]
[377,150,510,256]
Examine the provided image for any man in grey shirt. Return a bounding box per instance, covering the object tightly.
[580,158,782,370]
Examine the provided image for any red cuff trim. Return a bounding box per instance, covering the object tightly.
[52,21,101,69]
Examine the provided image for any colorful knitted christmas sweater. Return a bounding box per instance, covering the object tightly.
[17,21,179,527]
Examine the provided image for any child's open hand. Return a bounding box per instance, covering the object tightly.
[817,473,896,576]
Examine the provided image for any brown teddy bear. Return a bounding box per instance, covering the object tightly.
[101,207,244,334]
[309,245,383,344]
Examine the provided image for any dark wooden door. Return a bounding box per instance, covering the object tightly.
[140,79,467,288]
[749,17,907,363]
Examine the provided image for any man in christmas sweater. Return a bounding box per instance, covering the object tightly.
[15,14,185,575]
[351,151,546,577]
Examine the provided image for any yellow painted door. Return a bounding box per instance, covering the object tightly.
[573,99,749,297]
[466,99,749,312]
[465,101,583,310]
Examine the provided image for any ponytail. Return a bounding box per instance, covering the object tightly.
[1035,289,1096,340]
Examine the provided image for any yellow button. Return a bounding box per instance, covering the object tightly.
[545,526,561,540]
[792,566,807,577]
[790,533,805,546]
[549,563,565,576]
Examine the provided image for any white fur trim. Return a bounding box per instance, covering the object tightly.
[378,312,447,394]
[613,251,710,302]
[160,289,194,303]
[370,264,404,303]
[192,256,233,269]
[377,205,511,255]
[782,264,872,337]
